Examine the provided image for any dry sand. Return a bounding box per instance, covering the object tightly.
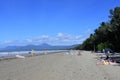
[0,51,120,80]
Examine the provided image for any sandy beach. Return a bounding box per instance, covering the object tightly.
[0,51,120,80]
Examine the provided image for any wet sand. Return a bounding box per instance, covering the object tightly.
[0,51,120,80]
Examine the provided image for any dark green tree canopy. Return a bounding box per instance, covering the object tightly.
[75,7,120,52]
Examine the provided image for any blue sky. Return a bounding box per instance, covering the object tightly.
[0,0,120,47]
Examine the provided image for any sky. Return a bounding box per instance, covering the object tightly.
[0,0,120,47]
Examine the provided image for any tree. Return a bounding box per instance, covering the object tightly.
[75,7,120,52]
[97,43,105,50]
[109,7,120,51]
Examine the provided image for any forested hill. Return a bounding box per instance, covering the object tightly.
[75,7,120,52]
[0,43,78,52]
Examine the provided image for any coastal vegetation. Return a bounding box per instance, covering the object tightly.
[75,7,120,52]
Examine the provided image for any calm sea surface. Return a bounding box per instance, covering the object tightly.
[0,50,68,57]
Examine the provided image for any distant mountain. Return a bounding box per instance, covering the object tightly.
[38,43,51,47]
[0,43,79,52]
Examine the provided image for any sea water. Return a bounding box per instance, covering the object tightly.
[0,50,68,57]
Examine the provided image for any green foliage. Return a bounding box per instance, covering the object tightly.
[97,43,105,50]
[97,42,113,50]
[75,7,120,52]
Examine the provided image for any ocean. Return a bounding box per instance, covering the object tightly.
[0,50,68,57]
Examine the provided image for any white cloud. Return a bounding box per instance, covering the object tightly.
[57,33,64,37]
[33,35,52,43]
[3,40,22,45]
[55,33,72,42]
[26,39,33,43]
[3,40,12,44]
[0,31,90,47]
[0,40,25,47]
[24,33,84,45]
[83,29,92,37]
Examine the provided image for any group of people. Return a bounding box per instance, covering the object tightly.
[97,50,118,65]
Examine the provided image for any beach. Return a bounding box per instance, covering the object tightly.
[0,51,120,80]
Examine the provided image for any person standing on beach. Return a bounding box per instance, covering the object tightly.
[105,51,110,60]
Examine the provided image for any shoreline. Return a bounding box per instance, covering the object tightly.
[0,50,70,61]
